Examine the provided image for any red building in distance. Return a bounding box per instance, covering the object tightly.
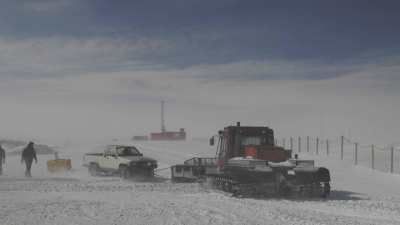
[150,101,186,141]
[150,128,186,141]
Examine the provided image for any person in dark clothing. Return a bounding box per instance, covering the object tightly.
[0,144,5,175]
[21,142,37,177]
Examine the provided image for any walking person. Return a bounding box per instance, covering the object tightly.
[0,144,5,175]
[21,142,37,177]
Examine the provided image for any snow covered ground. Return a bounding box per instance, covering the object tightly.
[1,140,400,225]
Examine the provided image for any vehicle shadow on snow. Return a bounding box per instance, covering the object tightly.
[327,190,367,201]
[124,176,170,183]
[231,190,367,202]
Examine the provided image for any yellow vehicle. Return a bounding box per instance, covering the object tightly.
[47,153,72,172]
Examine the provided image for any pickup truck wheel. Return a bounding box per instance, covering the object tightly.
[89,163,99,176]
[119,165,130,179]
[322,182,331,198]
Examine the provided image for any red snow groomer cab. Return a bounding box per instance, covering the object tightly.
[214,123,291,168]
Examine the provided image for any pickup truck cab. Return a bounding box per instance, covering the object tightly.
[84,145,157,178]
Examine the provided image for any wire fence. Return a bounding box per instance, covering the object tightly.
[275,136,400,174]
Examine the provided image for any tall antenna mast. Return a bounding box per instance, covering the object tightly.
[161,100,166,132]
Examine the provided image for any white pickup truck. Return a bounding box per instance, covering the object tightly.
[83,145,157,178]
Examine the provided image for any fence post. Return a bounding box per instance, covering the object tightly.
[307,136,310,152]
[316,138,319,155]
[283,138,286,149]
[390,147,394,173]
[354,143,358,165]
[341,136,344,160]
[371,144,375,170]
[326,139,329,156]
[298,137,301,153]
[290,137,293,151]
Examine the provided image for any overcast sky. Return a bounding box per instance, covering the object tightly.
[0,0,399,146]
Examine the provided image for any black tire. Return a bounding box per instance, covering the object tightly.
[119,165,130,179]
[89,163,99,176]
[322,182,331,198]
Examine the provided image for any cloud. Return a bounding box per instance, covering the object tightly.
[23,0,77,12]
[0,35,374,82]
[1,1,400,67]
[0,37,174,79]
